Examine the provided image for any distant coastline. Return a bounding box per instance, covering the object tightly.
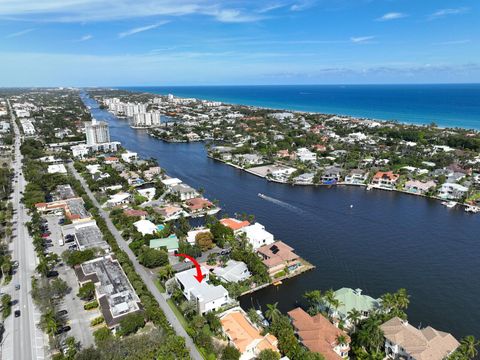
[118,84,480,130]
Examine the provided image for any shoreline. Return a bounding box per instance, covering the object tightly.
[117,85,480,131]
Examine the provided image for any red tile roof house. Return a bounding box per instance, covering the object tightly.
[220,218,250,233]
[123,209,148,219]
[371,171,400,190]
[288,307,350,360]
[256,241,301,277]
[185,197,214,214]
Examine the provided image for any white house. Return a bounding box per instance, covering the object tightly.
[174,267,230,314]
[137,187,156,201]
[187,228,212,245]
[438,183,468,200]
[241,223,275,250]
[213,260,251,283]
[47,164,67,174]
[296,148,316,162]
[133,219,157,236]
[105,192,131,207]
[121,151,138,163]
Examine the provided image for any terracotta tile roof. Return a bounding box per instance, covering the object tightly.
[288,307,350,360]
[220,218,250,231]
[257,241,299,268]
[380,317,460,360]
[373,171,399,181]
[123,209,148,217]
[186,197,213,211]
[220,310,279,355]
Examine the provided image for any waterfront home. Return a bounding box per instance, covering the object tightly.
[143,166,162,181]
[268,167,297,182]
[105,192,132,208]
[371,171,399,190]
[344,169,367,185]
[213,260,251,283]
[380,317,460,360]
[287,307,350,360]
[161,177,183,187]
[404,180,436,195]
[155,205,185,220]
[219,307,279,360]
[256,241,300,277]
[121,150,138,163]
[438,183,468,200]
[174,267,230,314]
[322,166,342,184]
[171,184,197,201]
[294,172,315,185]
[328,288,380,327]
[187,228,212,245]
[234,153,264,166]
[136,185,156,201]
[133,219,158,236]
[104,156,119,164]
[220,218,250,233]
[149,235,179,253]
[184,197,214,215]
[296,147,317,162]
[241,223,275,250]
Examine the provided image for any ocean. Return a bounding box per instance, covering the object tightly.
[119,84,480,130]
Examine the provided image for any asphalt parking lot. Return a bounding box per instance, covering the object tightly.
[44,215,99,349]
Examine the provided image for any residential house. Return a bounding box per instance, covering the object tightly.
[294,173,314,185]
[438,183,468,200]
[149,235,179,253]
[241,223,275,250]
[185,197,214,215]
[372,171,399,189]
[121,150,138,163]
[220,218,250,233]
[322,166,342,184]
[105,192,131,208]
[155,205,185,220]
[288,307,350,360]
[213,260,251,283]
[187,228,212,245]
[380,317,460,360]
[174,267,230,314]
[171,184,197,201]
[404,180,436,195]
[220,307,279,360]
[133,219,158,236]
[296,147,317,162]
[344,169,367,185]
[234,154,264,166]
[123,209,148,219]
[328,288,380,327]
[257,241,301,276]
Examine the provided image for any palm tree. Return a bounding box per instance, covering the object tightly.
[265,302,281,324]
[336,334,348,347]
[324,289,336,310]
[394,288,410,310]
[380,292,395,313]
[347,308,362,330]
[460,335,479,359]
[40,310,58,337]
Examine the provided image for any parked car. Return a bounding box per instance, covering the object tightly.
[56,310,68,317]
[64,238,74,244]
[12,260,19,268]
[68,245,77,250]
[14,310,21,317]
[41,234,50,238]
[46,271,59,278]
[15,284,20,290]
[55,326,71,335]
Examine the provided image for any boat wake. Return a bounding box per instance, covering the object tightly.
[258,193,303,214]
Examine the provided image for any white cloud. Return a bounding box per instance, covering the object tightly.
[118,21,169,38]
[79,34,93,41]
[5,28,35,38]
[350,36,375,44]
[376,12,407,21]
[0,0,264,23]
[428,7,469,20]
[290,0,316,12]
[435,39,471,46]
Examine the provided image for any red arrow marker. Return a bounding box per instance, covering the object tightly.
[175,253,204,283]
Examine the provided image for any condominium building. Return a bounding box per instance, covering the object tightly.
[85,119,110,145]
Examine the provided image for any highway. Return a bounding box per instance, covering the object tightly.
[1,100,46,360]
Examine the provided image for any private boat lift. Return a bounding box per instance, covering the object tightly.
[465,205,480,214]
[442,201,457,209]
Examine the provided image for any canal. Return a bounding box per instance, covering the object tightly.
[82,93,480,340]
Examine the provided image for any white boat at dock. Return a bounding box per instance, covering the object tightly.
[465,205,480,214]
[442,201,457,208]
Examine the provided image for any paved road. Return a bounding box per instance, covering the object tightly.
[68,163,203,360]
[2,100,47,360]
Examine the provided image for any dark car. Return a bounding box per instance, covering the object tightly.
[56,326,71,335]
[46,271,59,278]
[68,245,77,250]
[56,310,68,317]
[14,310,21,317]
[64,238,74,244]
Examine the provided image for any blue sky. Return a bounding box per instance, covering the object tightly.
[0,0,478,86]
